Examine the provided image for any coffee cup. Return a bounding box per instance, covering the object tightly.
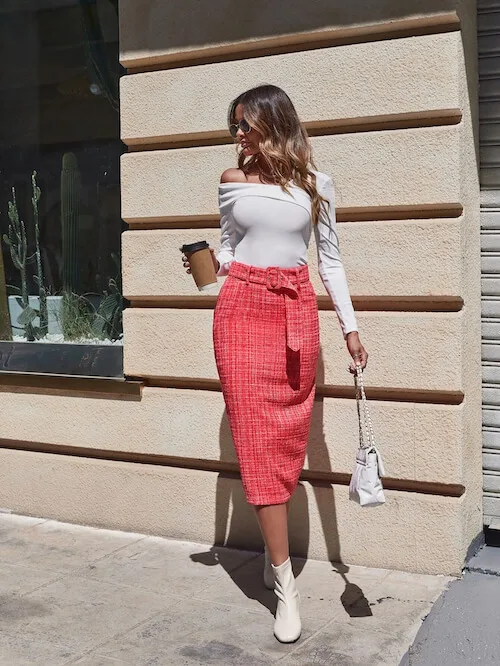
[181,241,218,292]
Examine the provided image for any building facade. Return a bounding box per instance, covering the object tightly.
[0,0,491,575]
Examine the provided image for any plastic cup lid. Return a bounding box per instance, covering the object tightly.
[181,241,209,253]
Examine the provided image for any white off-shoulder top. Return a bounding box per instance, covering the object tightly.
[216,171,358,337]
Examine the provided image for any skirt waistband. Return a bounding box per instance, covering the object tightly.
[227,261,311,353]
[228,261,310,289]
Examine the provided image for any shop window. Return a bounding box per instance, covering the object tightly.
[0,0,124,377]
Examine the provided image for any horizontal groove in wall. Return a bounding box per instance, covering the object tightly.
[0,372,142,401]
[123,13,460,73]
[125,109,463,152]
[126,204,463,230]
[127,295,464,313]
[130,376,465,406]
[128,215,220,230]
[0,439,465,498]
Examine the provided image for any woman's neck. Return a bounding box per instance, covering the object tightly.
[245,155,277,184]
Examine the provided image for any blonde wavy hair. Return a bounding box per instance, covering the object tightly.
[228,84,326,225]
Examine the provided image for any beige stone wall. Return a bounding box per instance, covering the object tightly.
[0,388,464,484]
[456,0,484,554]
[119,0,461,68]
[123,309,463,390]
[123,222,462,298]
[120,34,460,141]
[0,448,465,573]
[121,130,462,218]
[118,0,482,574]
[0,1,482,575]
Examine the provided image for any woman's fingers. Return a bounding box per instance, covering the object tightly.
[180,253,191,273]
[348,355,359,373]
[209,248,219,273]
[356,349,368,370]
[348,345,368,373]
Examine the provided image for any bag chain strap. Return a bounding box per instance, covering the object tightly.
[355,365,376,450]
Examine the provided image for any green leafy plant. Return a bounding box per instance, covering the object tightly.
[59,292,96,341]
[56,290,123,343]
[91,253,123,341]
[56,253,123,343]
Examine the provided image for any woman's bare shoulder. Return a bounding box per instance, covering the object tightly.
[220,168,247,184]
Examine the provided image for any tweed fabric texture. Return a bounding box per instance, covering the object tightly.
[213,261,320,505]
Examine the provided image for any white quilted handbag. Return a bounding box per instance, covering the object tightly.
[349,365,386,507]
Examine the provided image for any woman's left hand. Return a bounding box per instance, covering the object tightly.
[346,332,368,373]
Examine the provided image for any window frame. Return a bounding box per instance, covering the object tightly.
[0,0,124,379]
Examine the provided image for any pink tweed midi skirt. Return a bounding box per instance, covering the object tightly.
[213,261,320,505]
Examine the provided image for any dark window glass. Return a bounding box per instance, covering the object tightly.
[0,0,123,376]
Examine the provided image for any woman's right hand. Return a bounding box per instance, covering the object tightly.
[346,332,368,374]
[181,251,191,274]
[210,248,219,273]
[180,248,219,274]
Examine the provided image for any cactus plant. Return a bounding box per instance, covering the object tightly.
[61,152,81,296]
[0,246,12,341]
[31,171,48,337]
[3,188,36,340]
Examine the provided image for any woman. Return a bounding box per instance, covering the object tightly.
[183,84,368,643]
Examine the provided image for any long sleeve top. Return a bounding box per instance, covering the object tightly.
[216,171,358,336]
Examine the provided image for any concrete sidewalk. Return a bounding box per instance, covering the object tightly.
[0,513,451,665]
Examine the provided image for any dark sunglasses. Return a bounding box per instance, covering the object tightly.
[229,118,251,138]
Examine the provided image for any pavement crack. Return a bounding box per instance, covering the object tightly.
[371,596,430,605]
[464,566,500,578]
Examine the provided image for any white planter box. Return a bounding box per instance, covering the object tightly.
[8,295,63,336]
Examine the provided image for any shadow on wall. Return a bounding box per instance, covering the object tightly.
[190,349,372,619]
[120,0,461,56]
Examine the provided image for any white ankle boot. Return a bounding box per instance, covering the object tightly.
[263,548,274,590]
[272,558,301,643]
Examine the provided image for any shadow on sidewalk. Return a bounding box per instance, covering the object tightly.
[190,350,371,618]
